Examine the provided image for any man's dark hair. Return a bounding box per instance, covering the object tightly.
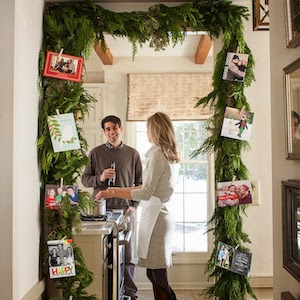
[292,110,300,123]
[101,115,122,129]
[232,54,239,60]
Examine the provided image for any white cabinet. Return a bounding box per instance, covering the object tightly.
[73,234,108,300]
[77,83,106,194]
[78,83,106,152]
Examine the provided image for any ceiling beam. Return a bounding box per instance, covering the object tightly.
[94,41,114,65]
[195,35,212,64]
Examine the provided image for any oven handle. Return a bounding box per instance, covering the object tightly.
[119,230,132,245]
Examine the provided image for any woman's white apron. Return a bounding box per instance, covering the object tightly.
[138,196,163,259]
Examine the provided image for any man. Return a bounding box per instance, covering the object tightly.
[57,244,67,261]
[291,111,300,154]
[82,115,142,300]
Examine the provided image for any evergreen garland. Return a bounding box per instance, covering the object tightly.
[39,1,256,299]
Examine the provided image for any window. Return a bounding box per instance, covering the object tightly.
[135,120,212,255]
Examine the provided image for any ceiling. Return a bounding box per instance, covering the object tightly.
[91,33,212,66]
[100,32,211,57]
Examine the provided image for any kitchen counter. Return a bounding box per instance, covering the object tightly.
[77,221,118,235]
[74,211,123,236]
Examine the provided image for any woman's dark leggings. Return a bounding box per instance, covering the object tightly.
[146,268,177,300]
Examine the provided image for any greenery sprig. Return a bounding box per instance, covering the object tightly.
[39,1,256,299]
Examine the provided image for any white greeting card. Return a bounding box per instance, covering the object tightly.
[221,107,254,141]
[47,239,76,279]
[47,113,80,152]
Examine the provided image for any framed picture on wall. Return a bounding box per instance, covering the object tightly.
[284,0,300,48]
[43,51,84,82]
[281,291,296,300]
[281,180,300,283]
[252,0,269,31]
[283,58,300,159]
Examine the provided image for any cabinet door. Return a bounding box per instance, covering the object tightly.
[78,83,105,128]
[77,84,106,194]
[73,234,105,299]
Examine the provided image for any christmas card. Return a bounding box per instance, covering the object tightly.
[215,241,252,277]
[47,113,80,153]
[221,106,254,141]
[217,179,252,206]
[47,239,76,279]
[222,52,249,82]
[43,51,83,82]
[45,184,79,209]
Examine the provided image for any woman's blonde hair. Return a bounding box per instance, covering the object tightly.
[147,112,180,163]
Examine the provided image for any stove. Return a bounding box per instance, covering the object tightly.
[78,209,129,300]
[80,210,113,222]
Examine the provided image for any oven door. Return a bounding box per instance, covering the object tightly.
[118,230,131,300]
[103,255,109,300]
[108,229,132,300]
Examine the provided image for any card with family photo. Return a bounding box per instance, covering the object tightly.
[215,241,252,277]
[45,184,79,210]
[217,179,252,206]
[43,51,83,82]
[220,106,254,141]
[222,52,249,82]
[47,239,76,279]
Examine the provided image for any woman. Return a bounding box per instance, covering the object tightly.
[96,112,179,300]
[239,184,252,204]
[66,246,74,264]
[49,247,59,267]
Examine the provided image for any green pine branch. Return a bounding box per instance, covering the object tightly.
[40,1,257,299]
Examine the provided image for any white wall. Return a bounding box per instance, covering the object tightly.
[270,0,300,299]
[86,0,273,289]
[237,1,273,277]
[14,1,43,298]
[0,1,15,299]
[0,0,275,297]
[0,0,43,299]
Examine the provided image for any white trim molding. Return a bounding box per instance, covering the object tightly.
[21,279,45,300]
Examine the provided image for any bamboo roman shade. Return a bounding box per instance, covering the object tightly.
[127,73,213,121]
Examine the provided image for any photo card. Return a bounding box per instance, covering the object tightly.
[43,51,83,82]
[215,241,252,277]
[45,184,79,210]
[217,179,252,206]
[47,113,80,153]
[47,239,76,279]
[220,106,254,141]
[222,52,249,82]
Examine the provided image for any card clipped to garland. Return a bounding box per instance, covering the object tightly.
[215,241,252,277]
[47,113,80,153]
[43,51,83,82]
[217,179,253,207]
[45,184,79,209]
[47,239,76,279]
[222,52,249,82]
[221,106,254,141]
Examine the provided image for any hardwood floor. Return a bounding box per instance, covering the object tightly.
[136,290,203,300]
[135,289,273,300]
